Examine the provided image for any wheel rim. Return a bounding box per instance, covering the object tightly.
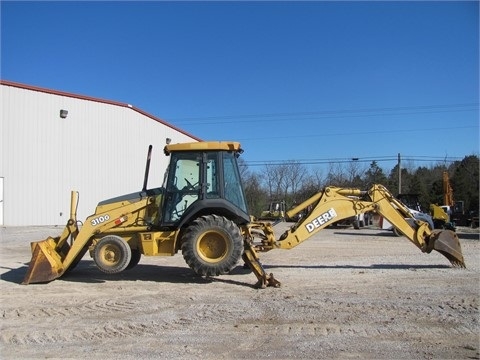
[98,244,121,267]
[196,230,229,263]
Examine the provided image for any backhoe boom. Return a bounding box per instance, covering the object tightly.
[243,184,465,288]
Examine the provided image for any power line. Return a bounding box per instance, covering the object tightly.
[235,125,477,141]
[170,103,479,125]
[241,155,466,167]
[246,155,396,164]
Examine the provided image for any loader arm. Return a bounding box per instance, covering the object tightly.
[243,184,465,288]
[22,191,152,284]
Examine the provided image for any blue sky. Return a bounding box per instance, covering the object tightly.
[2,1,478,173]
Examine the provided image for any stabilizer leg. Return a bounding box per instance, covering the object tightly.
[242,243,281,289]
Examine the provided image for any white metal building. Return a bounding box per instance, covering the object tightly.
[0,80,201,226]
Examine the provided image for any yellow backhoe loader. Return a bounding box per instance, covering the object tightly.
[259,200,286,221]
[23,141,465,288]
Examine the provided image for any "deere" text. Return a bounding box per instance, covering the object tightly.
[305,208,338,233]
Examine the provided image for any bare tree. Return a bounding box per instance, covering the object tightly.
[245,155,479,221]
[242,171,266,217]
[277,163,290,199]
[285,160,308,202]
[261,163,287,199]
[345,161,367,188]
[293,167,324,205]
[311,167,326,188]
[325,162,348,186]
[237,157,250,180]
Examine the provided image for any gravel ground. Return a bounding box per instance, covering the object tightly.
[0,224,479,360]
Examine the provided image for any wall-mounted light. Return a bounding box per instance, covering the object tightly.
[60,109,68,119]
[166,138,171,144]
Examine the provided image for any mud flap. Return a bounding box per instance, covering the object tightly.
[430,229,466,268]
[22,237,66,284]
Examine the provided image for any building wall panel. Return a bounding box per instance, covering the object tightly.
[1,82,199,226]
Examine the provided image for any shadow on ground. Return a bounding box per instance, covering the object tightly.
[0,259,452,288]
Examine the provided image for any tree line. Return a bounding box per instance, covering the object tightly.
[239,155,479,219]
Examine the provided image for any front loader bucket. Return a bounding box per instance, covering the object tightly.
[430,229,465,268]
[22,237,66,284]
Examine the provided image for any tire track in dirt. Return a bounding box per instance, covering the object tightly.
[1,299,139,319]
[233,294,479,339]
[2,311,234,346]
[4,318,477,347]
[2,321,161,345]
[0,300,237,345]
[232,321,478,338]
[317,295,479,323]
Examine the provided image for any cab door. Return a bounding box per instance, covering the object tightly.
[162,152,201,224]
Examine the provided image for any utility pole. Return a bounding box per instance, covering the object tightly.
[398,153,401,194]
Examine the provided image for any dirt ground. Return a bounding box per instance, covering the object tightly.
[0,223,479,360]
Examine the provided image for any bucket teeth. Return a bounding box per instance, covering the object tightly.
[431,230,466,268]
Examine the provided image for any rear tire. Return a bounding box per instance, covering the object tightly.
[181,215,243,277]
[93,235,132,274]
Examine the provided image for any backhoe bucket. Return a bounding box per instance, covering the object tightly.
[430,229,465,268]
[22,237,66,284]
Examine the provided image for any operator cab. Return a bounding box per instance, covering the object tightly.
[159,142,250,227]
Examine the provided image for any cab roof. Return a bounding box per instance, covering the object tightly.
[164,141,242,155]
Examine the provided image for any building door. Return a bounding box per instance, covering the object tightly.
[0,177,3,226]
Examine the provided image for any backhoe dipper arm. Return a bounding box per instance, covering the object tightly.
[366,185,464,266]
[367,184,428,250]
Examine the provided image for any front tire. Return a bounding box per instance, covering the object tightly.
[93,235,132,274]
[181,215,243,277]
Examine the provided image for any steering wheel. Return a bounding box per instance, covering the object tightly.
[184,178,198,191]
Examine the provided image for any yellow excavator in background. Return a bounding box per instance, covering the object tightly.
[23,141,465,289]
